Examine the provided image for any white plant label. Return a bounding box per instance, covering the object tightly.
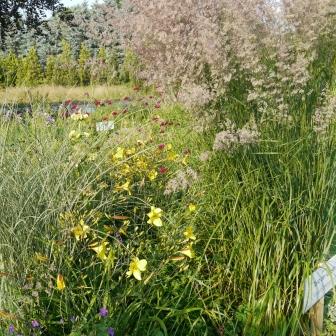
[96,121,114,132]
[303,255,336,313]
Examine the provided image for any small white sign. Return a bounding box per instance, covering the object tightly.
[96,121,114,132]
[303,255,336,313]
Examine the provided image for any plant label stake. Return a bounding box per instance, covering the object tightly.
[96,121,114,132]
[303,255,336,335]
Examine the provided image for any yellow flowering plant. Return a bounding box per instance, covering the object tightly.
[126,257,148,280]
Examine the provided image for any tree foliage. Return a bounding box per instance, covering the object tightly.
[0,0,64,47]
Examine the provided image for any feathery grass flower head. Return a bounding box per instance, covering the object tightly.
[56,274,66,290]
[126,257,147,280]
[147,206,163,227]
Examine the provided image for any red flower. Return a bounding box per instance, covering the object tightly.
[112,111,119,116]
[159,166,168,174]
[95,100,101,107]
[158,143,165,150]
[64,99,72,105]
[154,103,161,109]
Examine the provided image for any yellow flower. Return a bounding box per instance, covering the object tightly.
[87,153,98,162]
[90,241,109,261]
[69,130,81,140]
[126,147,136,156]
[115,180,131,195]
[126,257,147,280]
[147,170,158,181]
[71,112,88,121]
[56,274,66,290]
[188,203,196,213]
[113,147,125,160]
[183,226,196,241]
[72,219,90,241]
[35,253,48,263]
[180,245,195,258]
[167,143,173,150]
[147,206,163,227]
[167,151,179,161]
[99,181,109,189]
[121,164,131,175]
[136,158,148,170]
[182,156,188,166]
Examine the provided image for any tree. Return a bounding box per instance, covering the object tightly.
[17,46,42,86]
[0,0,64,47]
[56,39,78,85]
[78,43,91,85]
[3,50,18,86]
[45,55,56,84]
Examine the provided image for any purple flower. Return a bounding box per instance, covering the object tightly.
[99,307,108,318]
[31,320,40,328]
[8,324,15,334]
[107,327,115,336]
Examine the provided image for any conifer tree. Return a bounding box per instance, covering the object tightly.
[3,50,19,87]
[0,54,5,86]
[45,55,57,84]
[78,43,91,85]
[57,40,78,85]
[17,47,42,86]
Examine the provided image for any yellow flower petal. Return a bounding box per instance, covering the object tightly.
[153,218,162,227]
[180,246,195,259]
[56,274,65,290]
[133,270,142,281]
[188,203,196,213]
[137,259,147,271]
